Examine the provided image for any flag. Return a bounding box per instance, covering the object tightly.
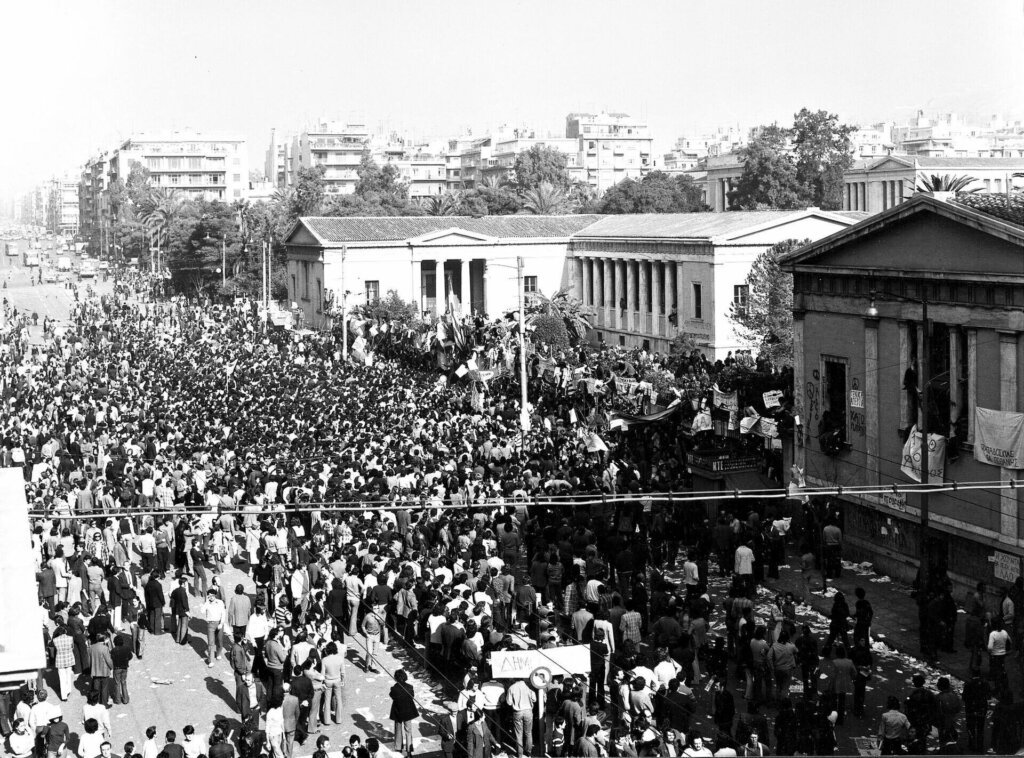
[569,408,578,424]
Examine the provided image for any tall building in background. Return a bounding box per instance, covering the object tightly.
[79,152,110,245]
[566,112,653,195]
[109,131,249,202]
[291,123,371,195]
[47,174,79,235]
[265,129,294,188]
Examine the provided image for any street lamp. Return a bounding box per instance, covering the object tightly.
[204,233,227,288]
[867,288,934,600]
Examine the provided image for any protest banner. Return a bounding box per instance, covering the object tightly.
[975,407,1024,469]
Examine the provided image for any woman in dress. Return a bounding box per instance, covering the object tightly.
[389,669,418,758]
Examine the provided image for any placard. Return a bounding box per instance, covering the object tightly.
[762,390,783,408]
[850,390,864,409]
[490,645,591,679]
[991,550,1021,582]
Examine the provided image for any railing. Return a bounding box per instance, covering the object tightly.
[688,450,761,473]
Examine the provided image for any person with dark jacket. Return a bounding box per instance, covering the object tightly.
[144,573,166,635]
[962,673,989,754]
[326,578,347,638]
[169,577,191,645]
[388,669,418,758]
[905,673,938,755]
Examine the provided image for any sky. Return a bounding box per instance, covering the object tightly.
[2,0,1023,199]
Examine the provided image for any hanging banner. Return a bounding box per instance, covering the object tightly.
[900,425,946,483]
[762,390,783,409]
[713,384,740,430]
[974,407,1024,469]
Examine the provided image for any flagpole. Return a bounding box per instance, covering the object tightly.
[341,244,348,361]
[518,255,529,435]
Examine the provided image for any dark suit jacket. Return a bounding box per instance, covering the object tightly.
[144,579,165,611]
[170,586,190,617]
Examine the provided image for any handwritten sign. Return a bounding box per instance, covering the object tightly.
[762,390,783,409]
[991,551,1021,582]
[850,389,864,409]
[490,645,590,680]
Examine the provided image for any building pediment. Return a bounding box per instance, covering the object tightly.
[864,156,915,173]
[408,228,497,246]
[781,194,1024,277]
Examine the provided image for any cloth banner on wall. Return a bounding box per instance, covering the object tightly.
[974,407,1024,469]
[713,383,740,430]
[900,425,946,483]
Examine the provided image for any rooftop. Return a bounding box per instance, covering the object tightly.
[852,154,1024,171]
[296,215,605,244]
[951,190,1024,227]
[574,209,868,241]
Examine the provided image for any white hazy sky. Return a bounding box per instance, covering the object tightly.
[2,0,1023,196]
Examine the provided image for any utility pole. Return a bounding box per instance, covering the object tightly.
[341,244,348,360]
[261,240,267,332]
[221,235,226,289]
[518,255,530,434]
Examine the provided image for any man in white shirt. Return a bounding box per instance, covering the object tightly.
[201,590,227,666]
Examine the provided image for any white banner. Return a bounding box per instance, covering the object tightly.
[900,425,946,483]
[974,407,1024,469]
[490,645,591,680]
[762,390,783,408]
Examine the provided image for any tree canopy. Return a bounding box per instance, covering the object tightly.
[727,238,808,368]
[511,144,573,194]
[599,171,707,213]
[729,126,804,210]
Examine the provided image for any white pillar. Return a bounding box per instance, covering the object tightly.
[574,257,585,301]
[675,261,686,329]
[583,259,593,307]
[639,260,650,335]
[626,259,637,332]
[615,259,626,330]
[652,261,663,337]
[865,316,880,488]
[967,329,977,444]
[434,259,444,315]
[461,258,471,312]
[793,312,806,466]
[602,259,612,321]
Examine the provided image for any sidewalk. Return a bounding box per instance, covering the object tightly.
[763,550,976,683]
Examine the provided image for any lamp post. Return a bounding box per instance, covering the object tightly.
[867,288,932,598]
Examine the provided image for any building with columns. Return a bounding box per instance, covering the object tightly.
[569,210,866,358]
[782,191,1024,592]
[282,215,603,329]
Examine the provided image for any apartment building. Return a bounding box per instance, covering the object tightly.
[892,111,1024,158]
[663,127,748,171]
[78,153,110,243]
[265,129,294,188]
[109,132,248,202]
[291,123,370,195]
[566,112,653,195]
[47,174,79,235]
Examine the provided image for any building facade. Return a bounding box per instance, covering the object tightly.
[568,210,865,359]
[783,192,1024,591]
[842,155,1024,214]
[47,174,79,236]
[566,112,653,195]
[283,215,603,330]
[292,123,371,195]
[110,132,249,202]
[265,129,294,188]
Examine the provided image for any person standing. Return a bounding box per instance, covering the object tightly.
[169,577,191,646]
[52,628,76,701]
[962,672,989,754]
[281,685,300,758]
[388,669,418,758]
[821,520,843,579]
[88,635,113,706]
[321,642,345,726]
[343,571,363,638]
[110,636,133,705]
[265,697,285,758]
[361,608,383,673]
[505,676,535,758]
[226,585,251,644]
[201,589,227,666]
[876,697,910,755]
[144,572,165,636]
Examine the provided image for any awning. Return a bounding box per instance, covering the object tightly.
[608,405,680,431]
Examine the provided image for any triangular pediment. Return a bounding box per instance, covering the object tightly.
[284,220,324,246]
[409,228,496,246]
[865,156,914,172]
[781,195,1024,276]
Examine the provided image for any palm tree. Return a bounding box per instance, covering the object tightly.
[141,187,183,250]
[526,287,591,344]
[520,182,570,215]
[421,192,460,216]
[915,173,981,194]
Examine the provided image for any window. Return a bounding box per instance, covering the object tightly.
[146,157,161,170]
[169,174,180,185]
[209,175,220,184]
[365,280,380,303]
[232,174,241,183]
[524,275,538,301]
[188,158,201,169]
[302,261,310,300]
[733,284,749,316]
[167,158,182,169]
[316,278,322,312]
[692,282,703,319]
[821,356,849,451]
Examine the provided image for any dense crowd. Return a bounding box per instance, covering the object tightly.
[2,279,1020,758]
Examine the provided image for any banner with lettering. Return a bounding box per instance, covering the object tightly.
[900,425,946,483]
[975,407,1024,469]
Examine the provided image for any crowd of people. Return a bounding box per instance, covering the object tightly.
[1,276,1020,758]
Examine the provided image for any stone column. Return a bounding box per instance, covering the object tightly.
[639,260,650,336]
[581,258,592,307]
[626,259,638,332]
[652,261,663,337]
[603,259,613,321]
[967,329,977,443]
[793,312,806,467]
[999,331,1019,543]
[864,316,880,488]
[615,259,626,330]
[461,258,471,312]
[664,261,674,327]
[675,262,686,329]
[898,322,910,429]
[434,259,444,315]
[481,261,488,315]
